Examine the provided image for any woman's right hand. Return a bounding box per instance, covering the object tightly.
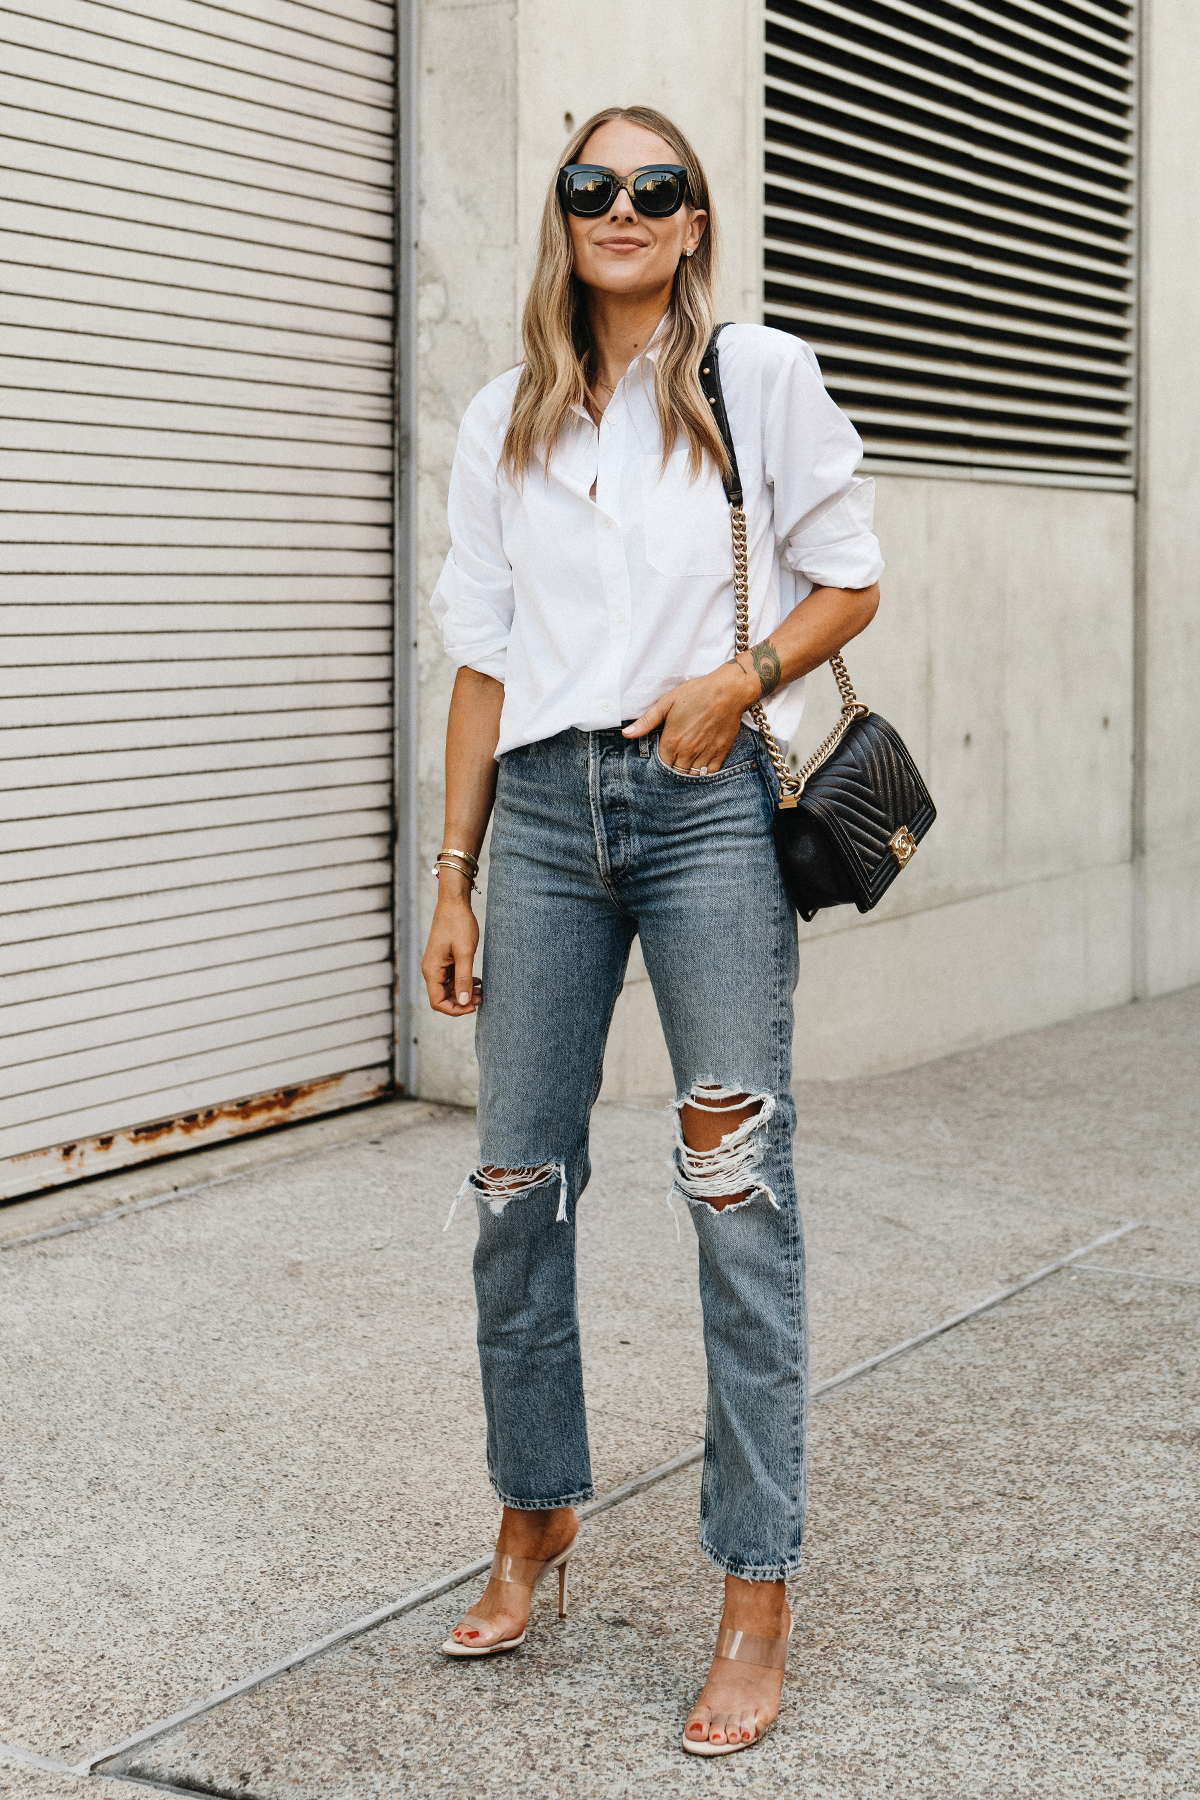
[424,666,503,1016]
[422,874,483,1015]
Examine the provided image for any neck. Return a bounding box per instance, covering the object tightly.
[585,283,673,393]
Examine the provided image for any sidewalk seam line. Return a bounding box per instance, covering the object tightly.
[0,1748,195,1800]
[1072,1262,1200,1289]
[804,1219,1141,1399]
[74,1216,1140,1779]
[0,1740,76,1773]
[97,1772,268,1800]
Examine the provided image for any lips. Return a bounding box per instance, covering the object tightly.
[598,237,649,250]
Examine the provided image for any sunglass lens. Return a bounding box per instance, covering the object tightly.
[565,170,617,215]
[632,169,685,215]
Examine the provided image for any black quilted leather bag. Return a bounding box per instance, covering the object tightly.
[699,328,936,922]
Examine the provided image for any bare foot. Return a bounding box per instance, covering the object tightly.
[448,1505,577,1649]
[684,1576,790,1748]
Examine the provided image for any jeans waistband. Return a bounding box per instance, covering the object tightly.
[562,721,644,739]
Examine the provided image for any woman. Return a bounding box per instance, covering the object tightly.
[423,105,882,1755]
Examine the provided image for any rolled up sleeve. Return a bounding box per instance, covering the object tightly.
[765,338,885,591]
[429,403,514,681]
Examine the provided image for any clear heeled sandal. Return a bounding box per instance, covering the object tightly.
[441,1537,578,1658]
[681,1618,793,1756]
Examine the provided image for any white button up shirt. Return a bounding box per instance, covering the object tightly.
[431,322,884,758]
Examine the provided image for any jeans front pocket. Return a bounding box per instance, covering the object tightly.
[652,729,759,786]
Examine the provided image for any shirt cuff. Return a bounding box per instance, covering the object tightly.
[431,555,512,682]
[462,649,507,682]
[782,477,885,590]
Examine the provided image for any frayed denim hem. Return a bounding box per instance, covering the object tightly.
[699,1536,804,1582]
[488,1478,595,1511]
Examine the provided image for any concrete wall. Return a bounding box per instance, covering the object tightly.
[412,0,519,1106]
[1137,0,1200,1000]
[411,0,1197,1107]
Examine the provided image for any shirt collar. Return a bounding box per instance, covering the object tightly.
[641,310,671,365]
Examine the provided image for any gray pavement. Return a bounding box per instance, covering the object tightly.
[1,988,1197,1796]
[108,1252,1200,1798]
[0,1764,159,1800]
[0,1769,140,1800]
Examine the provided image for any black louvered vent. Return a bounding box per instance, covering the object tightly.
[764,0,1138,487]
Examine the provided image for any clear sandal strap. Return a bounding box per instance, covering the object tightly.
[489,1550,553,1592]
[714,1626,791,1670]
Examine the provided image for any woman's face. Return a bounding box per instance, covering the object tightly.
[566,119,707,302]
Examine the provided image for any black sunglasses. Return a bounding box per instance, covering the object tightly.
[557,163,690,219]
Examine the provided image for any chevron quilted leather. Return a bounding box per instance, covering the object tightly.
[773,713,936,921]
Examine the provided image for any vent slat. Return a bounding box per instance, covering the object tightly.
[765,202,1128,283]
[766,70,1131,194]
[767,25,1130,146]
[765,0,1137,485]
[766,116,1131,233]
[765,221,1132,305]
[790,0,1132,88]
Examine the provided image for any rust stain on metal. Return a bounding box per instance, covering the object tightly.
[125,1079,333,1146]
[3,1068,394,1203]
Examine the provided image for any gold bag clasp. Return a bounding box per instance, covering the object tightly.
[889,825,918,867]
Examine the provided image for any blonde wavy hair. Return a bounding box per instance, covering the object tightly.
[501,105,729,485]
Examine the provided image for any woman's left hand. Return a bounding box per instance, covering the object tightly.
[622,661,757,772]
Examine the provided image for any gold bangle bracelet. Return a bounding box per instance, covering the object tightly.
[431,859,476,892]
[439,845,479,874]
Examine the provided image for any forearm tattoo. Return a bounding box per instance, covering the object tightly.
[749,637,782,697]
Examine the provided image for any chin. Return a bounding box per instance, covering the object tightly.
[586,264,664,294]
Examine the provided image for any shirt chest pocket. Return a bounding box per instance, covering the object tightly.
[641,451,735,579]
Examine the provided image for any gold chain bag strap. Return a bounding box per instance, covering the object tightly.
[699,327,936,922]
[729,499,867,805]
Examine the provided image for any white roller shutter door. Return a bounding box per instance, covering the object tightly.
[1,0,397,1199]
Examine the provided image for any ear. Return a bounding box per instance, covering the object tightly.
[685,208,708,256]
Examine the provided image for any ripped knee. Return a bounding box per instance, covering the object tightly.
[471,1163,563,1215]
[672,1082,779,1214]
[445,1159,568,1230]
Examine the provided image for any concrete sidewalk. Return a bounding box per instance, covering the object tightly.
[2,990,1198,1797]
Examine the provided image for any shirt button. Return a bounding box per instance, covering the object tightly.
[600,700,611,712]
[617,612,626,624]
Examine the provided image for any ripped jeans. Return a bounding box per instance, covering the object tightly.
[463,723,806,1581]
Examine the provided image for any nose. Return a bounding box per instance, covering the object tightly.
[608,183,636,220]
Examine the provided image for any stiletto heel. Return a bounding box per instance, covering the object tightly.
[442,1536,578,1657]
